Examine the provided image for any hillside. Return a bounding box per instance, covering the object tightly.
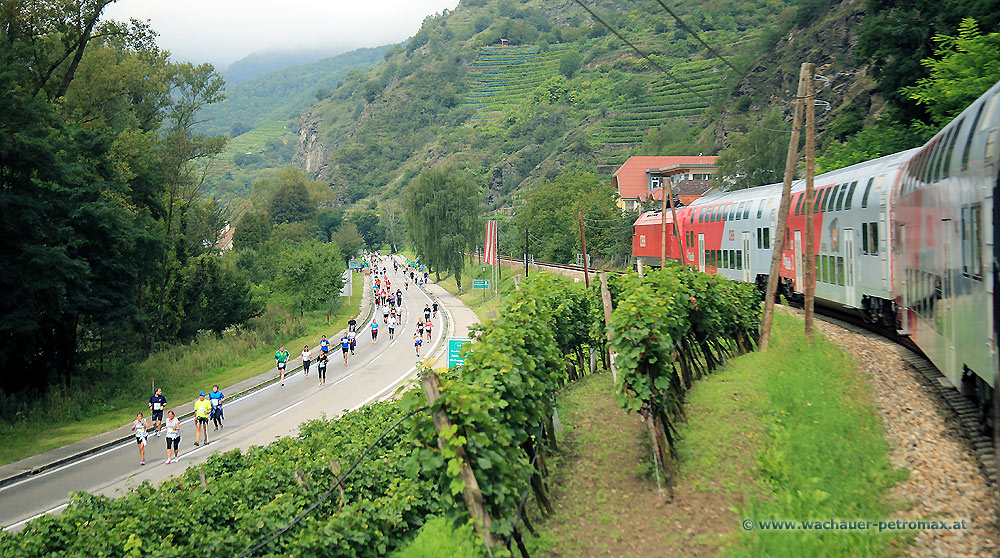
[197,45,391,137]
[298,0,795,206]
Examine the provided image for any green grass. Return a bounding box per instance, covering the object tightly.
[723,311,908,557]
[0,278,363,466]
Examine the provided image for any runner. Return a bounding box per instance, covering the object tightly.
[417,320,424,340]
[320,335,330,357]
[396,289,403,306]
[275,345,290,386]
[370,320,379,343]
[148,388,166,436]
[383,305,390,324]
[387,314,396,340]
[423,304,431,322]
[425,319,433,341]
[348,329,357,355]
[194,391,211,446]
[301,345,312,378]
[132,412,149,465]
[432,301,439,318]
[413,330,422,356]
[209,385,225,431]
[404,279,408,290]
[164,410,181,464]
[348,316,357,332]
[340,332,351,365]
[317,352,328,386]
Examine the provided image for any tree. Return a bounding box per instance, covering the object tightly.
[715,110,790,189]
[403,166,480,288]
[903,18,1000,126]
[350,210,385,249]
[268,179,315,225]
[177,254,263,338]
[315,209,344,242]
[559,50,582,78]
[274,241,346,315]
[235,211,272,250]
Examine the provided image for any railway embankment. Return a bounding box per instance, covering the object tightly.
[528,310,999,557]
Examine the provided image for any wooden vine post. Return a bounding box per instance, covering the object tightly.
[667,178,684,265]
[420,371,496,547]
[803,62,817,339]
[759,62,809,351]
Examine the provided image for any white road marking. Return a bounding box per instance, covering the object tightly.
[368,354,382,364]
[269,400,304,418]
[332,374,353,386]
[4,503,68,532]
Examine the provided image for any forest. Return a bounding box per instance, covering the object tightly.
[0,1,380,452]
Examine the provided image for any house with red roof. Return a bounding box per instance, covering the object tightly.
[613,156,718,211]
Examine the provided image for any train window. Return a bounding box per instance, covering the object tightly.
[730,202,738,220]
[716,250,722,268]
[932,129,952,182]
[961,102,986,171]
[743,202,751,220]
[825,185,839,212]
[722,250,729,268]
[860,177,874,208]
[739,201,747,220]
[835,183,847,210]
[763,227,770,249]
[814,187,826,213]
[836,256,845,286]
[942,118,964,179]
[862,223,869,255]
[757,199,765,219]
[795,193,805,215]
[962,204,983,279]
[756,228,762,249]
[844,181,858,210]
[823,255,831,283]
[922,140,940,184]
[870,222,879,255]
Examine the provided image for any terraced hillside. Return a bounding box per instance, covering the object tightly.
[465,43,578,119]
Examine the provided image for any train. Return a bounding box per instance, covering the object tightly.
[637,79,1000,422]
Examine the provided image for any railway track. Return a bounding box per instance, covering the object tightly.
[500,255,997,483]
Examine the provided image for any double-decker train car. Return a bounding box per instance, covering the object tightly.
[651,79,1000,420]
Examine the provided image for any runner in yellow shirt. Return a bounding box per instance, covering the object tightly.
[194,391,212,446]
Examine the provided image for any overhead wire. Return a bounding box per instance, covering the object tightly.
[235,405,430,558]
[652,0,744,75]
[569,0,714,106]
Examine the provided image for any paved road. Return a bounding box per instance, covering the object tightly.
[0,257,462,531]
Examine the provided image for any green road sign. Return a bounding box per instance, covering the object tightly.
[448,338,472,367]
[473,279,489,289]
[349,260,360,269]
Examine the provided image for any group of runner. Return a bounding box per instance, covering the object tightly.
[131,385,225,465]
[131,253,439,468]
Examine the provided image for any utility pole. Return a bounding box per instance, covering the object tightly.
[667,178,684,265]
[803,62,817,339]
[759,62,809,352]
[524,227,529,279]
[660,191,668,268]
[579,211,590,288]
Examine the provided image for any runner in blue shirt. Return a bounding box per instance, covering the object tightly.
[340,333,351,366]
[208,385,225,430]
[320,335,330,356]
[370,320,379,344]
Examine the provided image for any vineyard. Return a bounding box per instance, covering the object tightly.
[0,268,759,557]
[464,43,579,121]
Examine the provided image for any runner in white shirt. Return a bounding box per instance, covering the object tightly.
[387,314,397,340]
[132,412,149,466]
[164,410,181,464]
[301,346,312,378]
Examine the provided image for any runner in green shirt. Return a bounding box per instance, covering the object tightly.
[275,345,290,386]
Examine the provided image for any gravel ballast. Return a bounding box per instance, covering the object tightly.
[813,317,999,557]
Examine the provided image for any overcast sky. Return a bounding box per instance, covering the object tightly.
[102,0,460,68]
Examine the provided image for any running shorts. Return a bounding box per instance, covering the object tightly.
[151,410,163,422]
[277,362,286,370]
[196,416,209,424]
[135,435,147,445]
[166,437,180,450]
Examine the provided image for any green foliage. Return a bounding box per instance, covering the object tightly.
[350,210,386,249]
[403,165,481,288]
[638,118,714,156]
[902,18,1000,126]
[558,50,582,78]
[816,118,926,173]
[235,211,272,250]
[272,241,346,315]
[177,254,264,338]
[268,173,316,225]
[391,516,485,558]
[716,110,789,189]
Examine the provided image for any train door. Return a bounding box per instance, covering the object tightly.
[844,229,856,306]
[698,234,705,273]
[941,218,957,381]
[742,231,751,282]
[794,230,803,292]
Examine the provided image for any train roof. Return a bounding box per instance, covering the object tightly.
[685,148,920,207]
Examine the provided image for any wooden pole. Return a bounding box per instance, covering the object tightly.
[668,178,684,266]
[660,192,668,268]
[524,228,529,279]
[579,211,590,288]
[420,371,496,547]
[803,62,817,340]
[759,62,809,352]
[599,272,617,384]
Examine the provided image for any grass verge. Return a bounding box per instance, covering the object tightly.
[529,310,905,557]
[0,277,363,467]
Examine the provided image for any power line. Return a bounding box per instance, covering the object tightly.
[235,406,429,558]
[570,0,714,106]
[652,0,743,76]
